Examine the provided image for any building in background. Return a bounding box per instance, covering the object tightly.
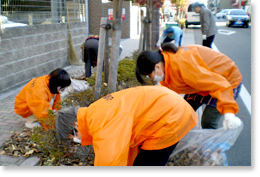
[207,0,251,13]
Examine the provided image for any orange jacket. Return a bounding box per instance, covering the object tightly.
[77,86,198,166]
[14,75,61,130]
[160,45,242,114]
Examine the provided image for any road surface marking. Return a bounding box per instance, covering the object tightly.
[218,29,236,35]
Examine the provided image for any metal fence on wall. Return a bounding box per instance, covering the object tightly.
[0,0,87,27]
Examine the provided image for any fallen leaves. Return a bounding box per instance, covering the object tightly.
[0,128,95,166]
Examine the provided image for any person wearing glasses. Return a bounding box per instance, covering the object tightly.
[14,68,71,130]
[55,86,198,166]
[135,43,242,130]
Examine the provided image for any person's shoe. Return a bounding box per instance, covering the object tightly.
[25,122,42,129]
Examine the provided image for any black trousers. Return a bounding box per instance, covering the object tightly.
[133,142,178,166]
[83,39,99,77]
[202,35,215,48]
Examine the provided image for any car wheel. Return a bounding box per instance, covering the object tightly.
[244,22,249,28]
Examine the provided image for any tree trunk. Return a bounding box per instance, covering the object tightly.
[104,26,109,84]
[108,0,124,93]
[95,17,108,98]
[145,0,152,50]
[151,6,160,50]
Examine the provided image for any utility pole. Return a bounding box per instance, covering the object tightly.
[238,0,241,9]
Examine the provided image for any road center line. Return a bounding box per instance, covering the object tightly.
[212,43,251,115]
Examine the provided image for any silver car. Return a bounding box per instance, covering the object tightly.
[216,9,230,19]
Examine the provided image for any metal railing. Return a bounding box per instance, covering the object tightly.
[0,0,87,26]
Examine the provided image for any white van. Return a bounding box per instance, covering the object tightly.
[185,2,205,28]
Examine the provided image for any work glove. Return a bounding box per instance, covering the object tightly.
[223,113,242,130]
[156,45,163,51]
[202,35,207,40]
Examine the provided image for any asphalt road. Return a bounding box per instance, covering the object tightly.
[191,17,251,166]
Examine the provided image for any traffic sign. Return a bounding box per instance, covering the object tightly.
[108,8,126,21]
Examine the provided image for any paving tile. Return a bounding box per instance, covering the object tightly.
[0,125,12,130]
[0,122,9,126]
[0,154,20,164]
[5,120,21,124]
[0,163,19,166]
[19,157,40,166]
[0,134,11,141]
[5,123,24,128]
[16,157,27,166]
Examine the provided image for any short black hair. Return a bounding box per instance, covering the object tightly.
[48,68,71,94]
[161,42,178,53]
[135,50,164,85]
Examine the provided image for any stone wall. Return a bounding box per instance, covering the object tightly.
[0,22,88,95]
[0,1,134,95]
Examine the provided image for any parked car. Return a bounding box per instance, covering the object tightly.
[0,15,28,29]
[216,9,230,19]
[226,9,250,28]
[185,2,205,28]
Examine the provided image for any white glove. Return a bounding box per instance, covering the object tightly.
[223,113,242,130]
[202,35,207,40]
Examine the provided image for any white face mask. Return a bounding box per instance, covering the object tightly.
[73,137,81,144]
[153,68,165,82]
[73,128,81,144]
[57,86,65,92]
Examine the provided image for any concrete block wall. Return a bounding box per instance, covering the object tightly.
[88,0,131,38]
[0,22,88,95]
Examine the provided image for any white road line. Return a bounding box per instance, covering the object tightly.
[212,43,251,115]
[218,29,236,35]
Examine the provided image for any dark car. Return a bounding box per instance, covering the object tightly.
[226,9,249,28]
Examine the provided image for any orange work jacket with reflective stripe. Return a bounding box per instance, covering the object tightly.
[160,45,242,115]
[77,86,198,166]
[14,75,61,130]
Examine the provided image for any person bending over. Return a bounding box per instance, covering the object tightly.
[136,42,242,129]
[56,86,198,166]
[14,68,71,130]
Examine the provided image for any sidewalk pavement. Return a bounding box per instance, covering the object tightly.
[0,23,196,166]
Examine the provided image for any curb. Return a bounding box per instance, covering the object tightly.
[19,157,40,166]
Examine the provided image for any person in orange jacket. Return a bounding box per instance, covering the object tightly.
[55,86,198,166]
[136,43,242,129]
[14,68,71,130]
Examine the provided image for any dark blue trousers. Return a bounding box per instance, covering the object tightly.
[202,35,215,48]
